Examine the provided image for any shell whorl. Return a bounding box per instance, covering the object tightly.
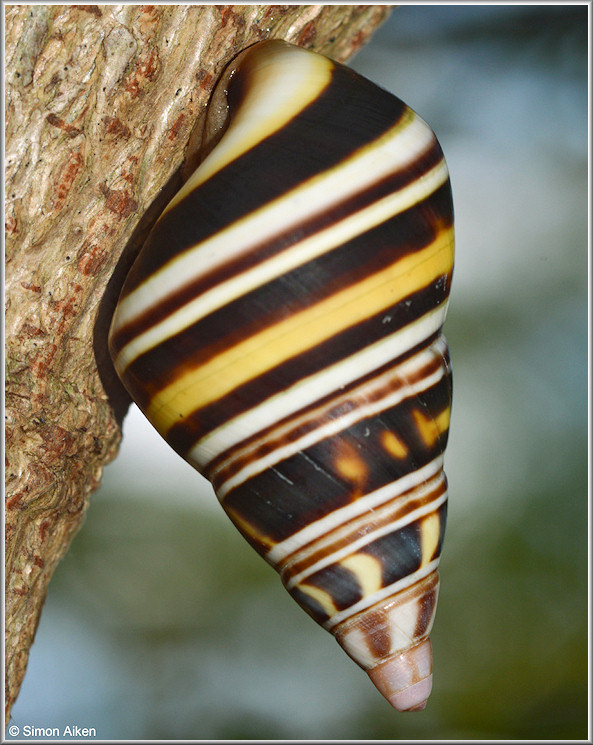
[108,40,454,712]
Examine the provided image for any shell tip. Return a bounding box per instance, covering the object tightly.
[367,639,433,712]
[385,676,432,712]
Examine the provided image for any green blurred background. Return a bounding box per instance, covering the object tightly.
[8,5,588,740]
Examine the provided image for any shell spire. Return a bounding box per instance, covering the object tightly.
[109,40,454,712]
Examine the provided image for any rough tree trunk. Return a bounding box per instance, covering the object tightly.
[4,3,392,721]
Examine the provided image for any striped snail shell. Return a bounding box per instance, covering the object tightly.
[108,40,454,712]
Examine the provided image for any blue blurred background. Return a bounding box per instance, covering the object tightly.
[8,5,588,740]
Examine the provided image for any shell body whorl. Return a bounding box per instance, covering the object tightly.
[109,40,454,712]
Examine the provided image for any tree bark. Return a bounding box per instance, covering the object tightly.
[4,3,392,721]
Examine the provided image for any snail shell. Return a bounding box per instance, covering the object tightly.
[108,40,454,712]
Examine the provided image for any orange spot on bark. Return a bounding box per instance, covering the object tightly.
[263,6,287,21]
[53,151,84,212]
[296,21,317,47]
[30,344,57,378]
[100,185,138,218]
[71,5,101,16]
[39,521,50,542]
[46,112,82,138]
[197,70,214,91]
[125,49,159,98]
[168,113,186,141]
[104,117,131,138]
[219,6,234,26]
[21,323,45,338]
[6,492,24,510]
[77,243,109,276]
[40,424,77,460]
